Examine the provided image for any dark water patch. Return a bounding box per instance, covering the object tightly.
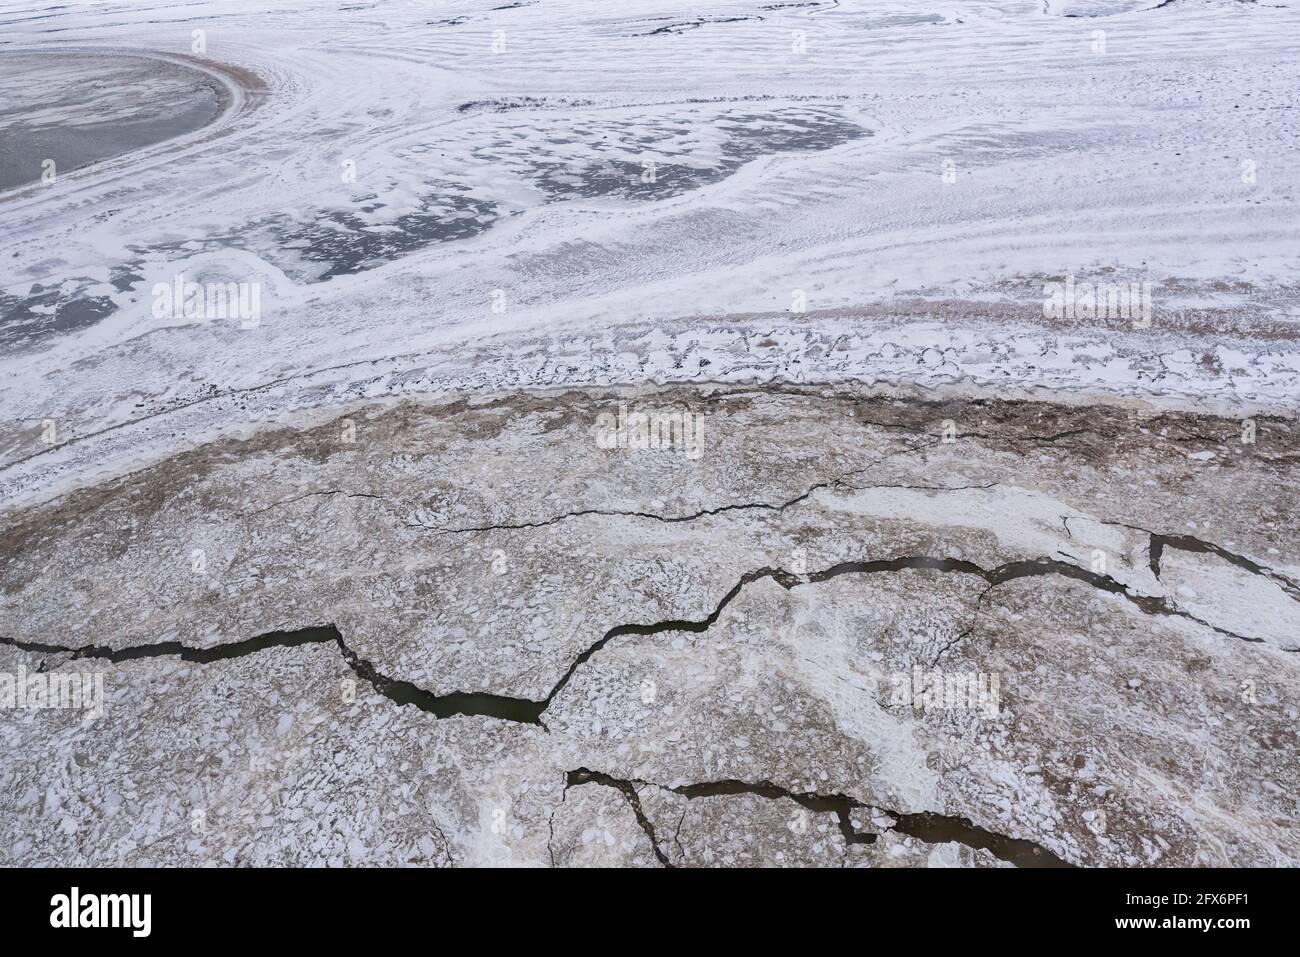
[484,106,870,204]
[268,189,499,281]
[184,106,864,281]
[0,263,141,351]
[0,54,223,191]
[637,15,765,36]
[0,288,115,350]
[858,14,946,27]
[4,103,862,305]
[457,96,597,114]
[891,810,1071,867]
[721,109,869,160]
[130,186,499,285]
[531,157,719,202]
[0,91,219,190]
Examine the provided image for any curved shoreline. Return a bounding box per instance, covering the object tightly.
[0,46,264,201]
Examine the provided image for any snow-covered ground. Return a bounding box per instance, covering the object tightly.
[1,1,1298,868]
[2,0,1299,504]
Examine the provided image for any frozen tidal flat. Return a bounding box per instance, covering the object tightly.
[0,0,1297,867]
[2,387,1298,866]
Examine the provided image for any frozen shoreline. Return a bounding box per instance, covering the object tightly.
[4,306,1298,511]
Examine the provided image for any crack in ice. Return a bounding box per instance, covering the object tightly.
[563,767,1072,868]
[0,549,1273,732]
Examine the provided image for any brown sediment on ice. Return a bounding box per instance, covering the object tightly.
[165,49,270,119]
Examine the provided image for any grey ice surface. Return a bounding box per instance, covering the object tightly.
[0,52,221,190]
[2,387,1295,866]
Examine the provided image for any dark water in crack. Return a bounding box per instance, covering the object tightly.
[891,811,1071,867]
[569,770,1071,867]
